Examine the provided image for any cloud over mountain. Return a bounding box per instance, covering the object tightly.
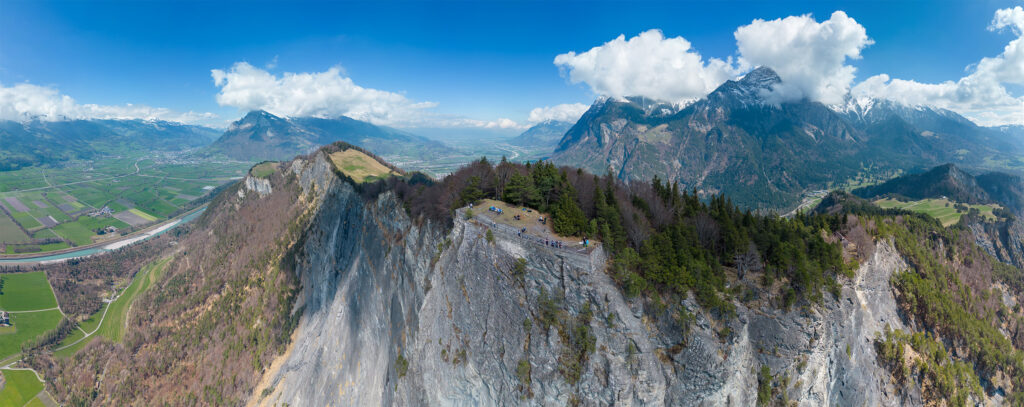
[211,62,535,129]
[552,8,1023,126]
[0,82,216,124]
[211,62,437,126]
[734,11,872,105]
[527,103,589,124]
[553,29,738,103]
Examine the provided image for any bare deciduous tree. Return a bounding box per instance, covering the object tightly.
[734,241,763,280]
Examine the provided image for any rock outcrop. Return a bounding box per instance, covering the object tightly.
[249,150,916,406]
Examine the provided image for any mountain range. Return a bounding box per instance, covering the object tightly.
[508,120,574,148]
[207,110,453,162]
[0,119,221,170]
[551,66,1022,209]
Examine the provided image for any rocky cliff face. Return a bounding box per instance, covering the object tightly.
[969,218,1024,269]
[247,150,916,406]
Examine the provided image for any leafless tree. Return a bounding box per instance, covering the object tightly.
[734,241,763,280]
[694,212,720,251]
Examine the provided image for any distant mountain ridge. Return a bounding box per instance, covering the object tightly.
[552,66,1021,209]
[208,110,453,162]
[853,164,991,204]
[0,119,221,171]
[854,163,1024,212]
[508,120,573,147]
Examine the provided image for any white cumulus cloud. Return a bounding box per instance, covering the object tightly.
[553,29,738,103]
[734,11,872,105]
[527,103,589,124]
[852,6,1024,126]
[211,62,438,126]
[0,82,217,124]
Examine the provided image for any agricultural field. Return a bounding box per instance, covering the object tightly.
[0,272,63,361]
[0,369,45,407]
[0,272,58,311]
[874,197,1001,226]
[0,214,28,244]
[0,310,62,361]
[0,154,250,255]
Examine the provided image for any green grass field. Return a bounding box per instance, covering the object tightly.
[251,162,277,178]
[53,303,105,358]
[57,328,85,349]
[874,198,1000,227]
[78,303,106,333]
[0,310,62,360]
[0,369,44,407]
[51,216,131,246]
[0,272,62,360]
[328,150,397,183]
[7,213,40,231]
[128,208,157,222]
[0,214,29,245]
[98,257,171,342]
[50,222,95,246]
[0,272,58,311]
[4,242,71,255]
[29,229,56,240]
[24,395,47,407]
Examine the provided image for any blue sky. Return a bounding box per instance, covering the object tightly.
[1,0,1022,128]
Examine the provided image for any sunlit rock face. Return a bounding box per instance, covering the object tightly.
[253,150,910,406]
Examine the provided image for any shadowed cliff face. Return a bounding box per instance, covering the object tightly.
[249,150,914,406]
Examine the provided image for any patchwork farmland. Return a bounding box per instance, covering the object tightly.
[0,157,249,255]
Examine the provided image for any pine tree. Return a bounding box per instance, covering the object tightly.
[552,189,586,236]
[459,176,483,206]
[503,173,540,207]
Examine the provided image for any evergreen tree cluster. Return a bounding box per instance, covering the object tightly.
[387,158,851,311]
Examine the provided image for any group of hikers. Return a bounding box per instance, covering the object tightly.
[473,203,592,250]
[515,226,566,248]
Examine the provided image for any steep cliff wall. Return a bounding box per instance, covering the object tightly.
[969,218,1024,269]
[250,151,916,405]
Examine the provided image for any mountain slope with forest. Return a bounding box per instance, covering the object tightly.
[853,164,1024,271]
[853,163,993,205]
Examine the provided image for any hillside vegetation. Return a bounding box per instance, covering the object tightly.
[818,192,1024,404]
[377,157,853,315]
[27,166,311,405]
[19,142,1024,405]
